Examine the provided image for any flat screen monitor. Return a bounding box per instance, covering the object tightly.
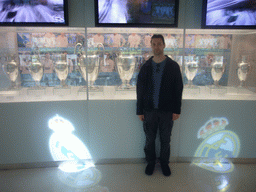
[202,0,256,29]
[0,0,68,26]
[95,0,179,27]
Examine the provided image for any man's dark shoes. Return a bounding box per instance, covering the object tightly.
[145,163,155,175]
[161,163,171,176]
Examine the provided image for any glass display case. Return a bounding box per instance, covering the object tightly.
[86,27,184,100]
[0,27,255,102]
[0,27,87,102]
[184,29,256,100]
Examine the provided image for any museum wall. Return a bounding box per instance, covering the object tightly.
[0,0,255,169]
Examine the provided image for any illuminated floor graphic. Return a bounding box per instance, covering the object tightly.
[192,117,240,173]
[191,117,241,191]
[48,114,107,190]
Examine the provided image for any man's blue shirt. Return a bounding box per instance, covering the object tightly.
[152,58,166,109]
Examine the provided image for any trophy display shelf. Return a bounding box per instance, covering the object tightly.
[77,85,87,96]
[53,84,71,96]
[115,88,136,100]
[103,86,116,99]
[207,84,227,95]
[27,86,46,97]
[236,86,255,95]
[116,84,136,91]
[183,82,200,95]
[78,85,103,96]
[0,86,20,101]
[88,85,136,100]
[0,89,19,95]
[115,84,136,99]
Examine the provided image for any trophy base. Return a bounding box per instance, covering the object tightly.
[184,85,200,94]
[207,85,227,95]
[27,87,46,97]
[77,86,87,96]
[54,87,71,96]
[117,84,136,91]
[88,86,102,92]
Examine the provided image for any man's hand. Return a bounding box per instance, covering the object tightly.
[138,115,144,121]
[172,113,180,121]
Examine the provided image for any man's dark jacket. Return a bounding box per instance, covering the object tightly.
[136,56,183,115]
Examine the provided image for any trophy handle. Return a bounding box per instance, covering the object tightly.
[74,43,84,56]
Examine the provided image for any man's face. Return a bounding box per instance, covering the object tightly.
[151,38,165,56]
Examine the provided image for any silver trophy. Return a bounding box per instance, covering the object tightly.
[29,55,44,87]
[117,54,136,89]
[54,54,69,87]
[211,56,225,87]
[1,54,19,89]
[75,43,100,90]
[237,56,251,87]
[185,56,199,87]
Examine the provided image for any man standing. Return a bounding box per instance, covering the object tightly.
[136,34,183,176]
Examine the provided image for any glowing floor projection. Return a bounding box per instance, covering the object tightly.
[48,115,106,190]
[192,117,240,173]
[48,114,94,172]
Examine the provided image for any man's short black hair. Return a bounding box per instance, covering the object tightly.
[151,34,165,45]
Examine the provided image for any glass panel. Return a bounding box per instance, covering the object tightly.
[1,27,255,102]
[0,27,87,102]
[184,29,256,100]
[87,27,184,100]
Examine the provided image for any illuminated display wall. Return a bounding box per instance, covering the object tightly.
[0,100,255,166]
[178,100,255,159]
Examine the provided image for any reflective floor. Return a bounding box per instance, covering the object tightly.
[0,163,256,192]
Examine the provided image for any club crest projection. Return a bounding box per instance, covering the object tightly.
[48,114,106,189]
[48,114,94,172]
[193,117,240,173]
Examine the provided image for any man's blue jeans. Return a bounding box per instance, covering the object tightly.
[143,109,173,164]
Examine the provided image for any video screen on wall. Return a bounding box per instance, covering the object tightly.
[0,0,68,26]
[95,0,179,27]
[202,0,256,29]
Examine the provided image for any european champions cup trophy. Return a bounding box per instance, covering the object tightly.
[211,56,225,87]
[74,42,100,90]
[184,55,199,88]
[1,54,19,89]
[116,54,136,89]
[29,49,44,88]
[54,54,69,88]
[237,56,251,88]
